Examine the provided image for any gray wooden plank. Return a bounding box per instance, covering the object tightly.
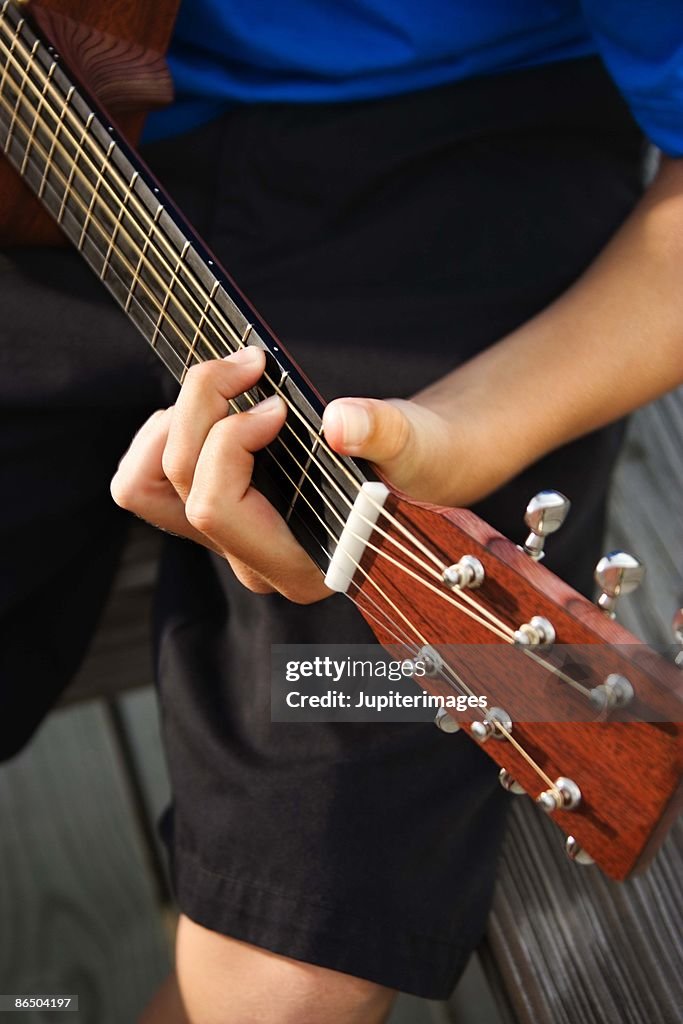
[61,524,162,706]
[0,702,171,1024]
[605,389,683,645]
[480,388,683,1024]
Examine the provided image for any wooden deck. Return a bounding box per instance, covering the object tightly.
[0,387,681,1024]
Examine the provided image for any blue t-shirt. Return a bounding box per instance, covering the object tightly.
[145,1,683,156]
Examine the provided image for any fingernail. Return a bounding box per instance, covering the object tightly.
[326,401,370,446]
[225,346,262,364]
[246,394,283,415]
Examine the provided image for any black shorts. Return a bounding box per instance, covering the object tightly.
[0,57,644,998]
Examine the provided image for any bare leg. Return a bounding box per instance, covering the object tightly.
[138,970,190,1024]
[141,913,396,1024]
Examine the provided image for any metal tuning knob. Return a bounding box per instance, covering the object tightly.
[594,551,645,618]
[498,769,526,795]
[673,609,683,668]
[565,836,595,866]
[521,491,571,561]
[434,707,460,733]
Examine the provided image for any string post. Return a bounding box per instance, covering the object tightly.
[513,615,555,650]
[442,555,484,590]
[589,673,634,711]
[434,707,460,734]
[536,777,582,814]
[565,836,595,865]
[470,707,512,743]
[498,769,525,795]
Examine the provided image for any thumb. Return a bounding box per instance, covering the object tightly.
[323,397,438,494]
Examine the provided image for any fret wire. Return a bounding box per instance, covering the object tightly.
[286,424,325,524]
[5,35,36,149]
[101,169,137,281]
[0,17,295,378]
[0,16,350,432]
[1,77,518,647]
[57,109,92,223]
[0,83,589,745]
[151,239,190,349]
[125,203,164,313]
[0,8,22,112]
[4,108,340,569]
[0,17,360,505]
[19,54,55,175]
[79,137,114,251]
[38,82,72,198]
[0,41,485,598]
[0,17,599,749]
[4,70,500,641]
[0,20,522,635]
[182,279,221,381]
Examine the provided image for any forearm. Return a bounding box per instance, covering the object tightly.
[414,156,683,502]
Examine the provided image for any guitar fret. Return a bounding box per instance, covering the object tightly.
[0,11,23,125]
[19,57,55,175]
[38,83,73,199]
[286,424,325,524]
[151,240,190,350]
[181,278,220,380]
[0,1,367,570]
[4,35,37,150]
[57,110,93,224]
[125,203,163,313]
[101,169,138,280]
[78,137,115,251]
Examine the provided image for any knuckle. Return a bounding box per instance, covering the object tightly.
[184,496,216,534]
[379,405,411,460]
[160,447,187,489]
[182,360,216,388]
[109,472,133,510]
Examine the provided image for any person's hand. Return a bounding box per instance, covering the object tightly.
[110,350,479,604]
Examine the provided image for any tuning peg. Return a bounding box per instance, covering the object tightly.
[521,490,571,560]
[594,551,645,618]
[565,836,595,866]
[673,609,683,668]
[498,769,526,795]
[434,707,460,733]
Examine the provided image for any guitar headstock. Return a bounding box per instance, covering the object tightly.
[347,486,683,881]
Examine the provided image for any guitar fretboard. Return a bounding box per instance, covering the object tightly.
[0,0,368,570]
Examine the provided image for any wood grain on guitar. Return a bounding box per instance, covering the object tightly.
[0,0,179,245]
[353,495,683,880]
[0,0,680,881]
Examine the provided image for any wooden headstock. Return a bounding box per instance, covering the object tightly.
[349,489,683,881]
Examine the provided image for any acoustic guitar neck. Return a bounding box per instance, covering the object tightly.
[0,0,368,569]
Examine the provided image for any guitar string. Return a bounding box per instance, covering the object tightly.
[0,22,479,560]
[0,13,516,607]
[0,16,579,707]
[0,11,620,719]
[0,36,568,794]
[0,62,523,708]
[0,11,478,624]
[0,22,597,713]
[0,39,528,651]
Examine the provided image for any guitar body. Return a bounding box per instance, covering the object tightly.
[0,0,178,245]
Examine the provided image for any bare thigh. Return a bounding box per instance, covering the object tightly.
[139,914,396,1024]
